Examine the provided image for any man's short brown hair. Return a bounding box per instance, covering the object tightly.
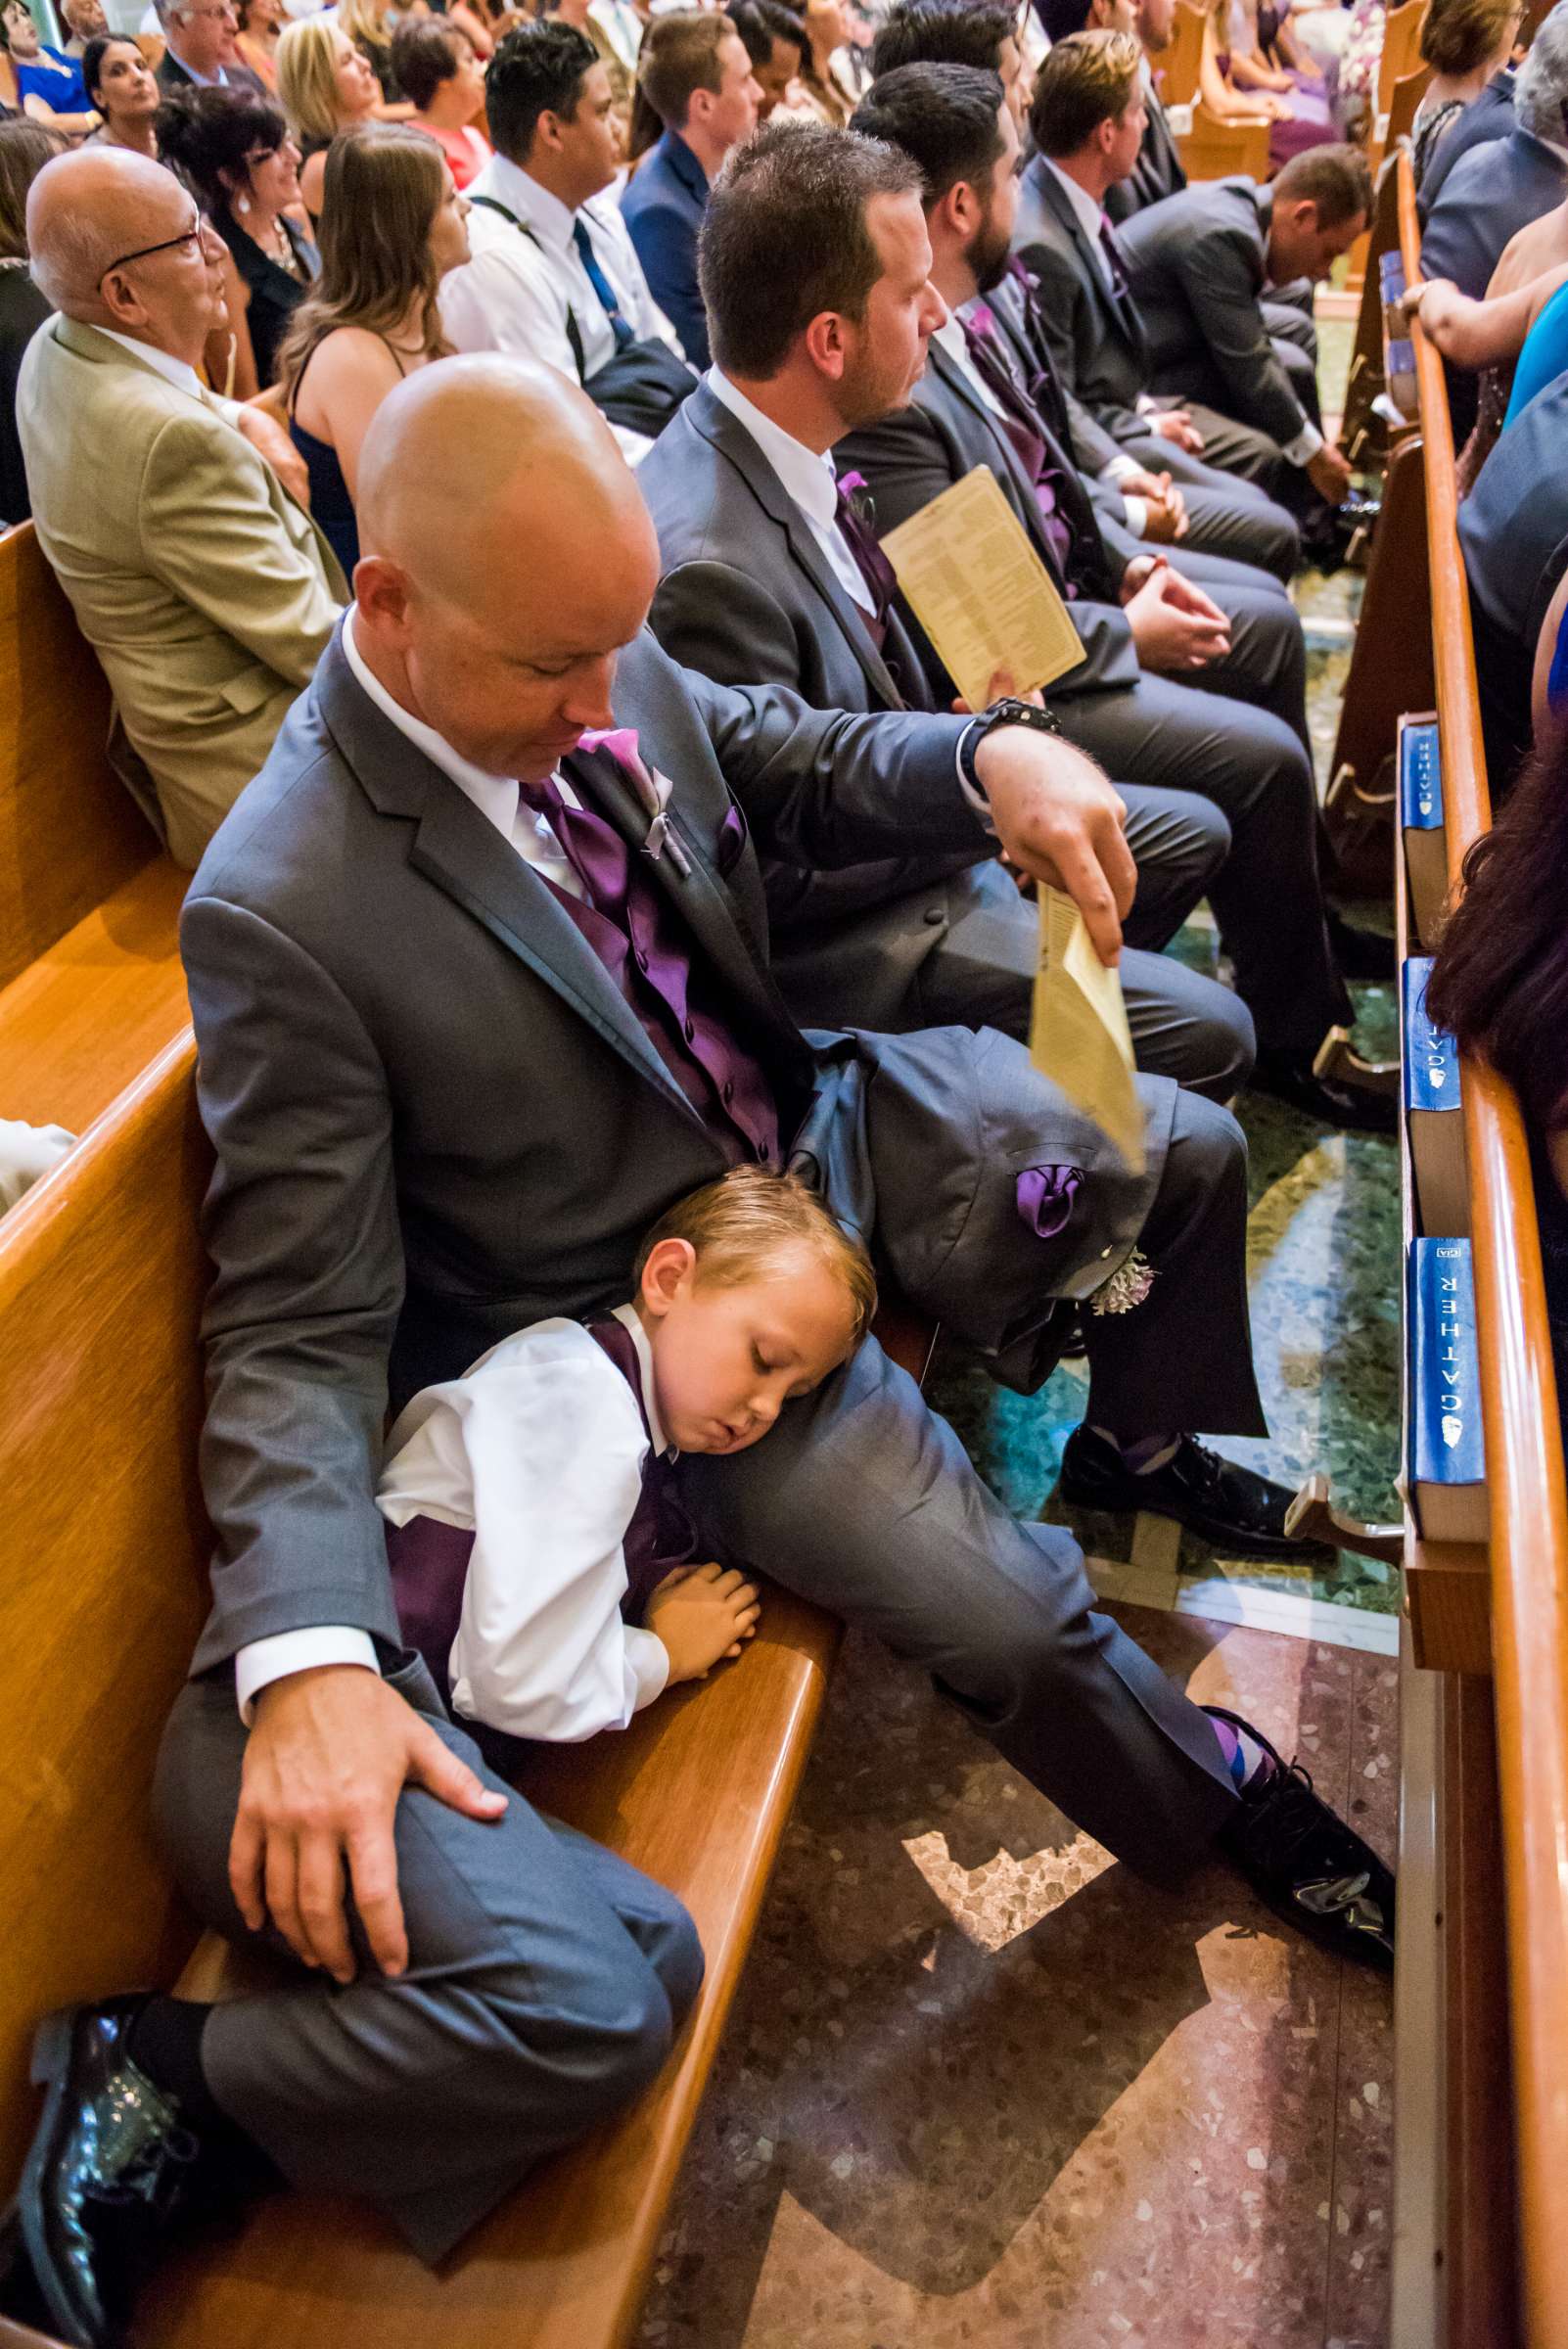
[1028,27,1141,158]
[1272,142,1373,230]
[638,9,732,128]
[634,1165,878,1343]
[699,116,921,379]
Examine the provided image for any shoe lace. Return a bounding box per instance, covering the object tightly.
[1238,1757,1355,1876]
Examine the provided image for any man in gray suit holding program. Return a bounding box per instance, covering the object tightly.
[1,359,1392,2346]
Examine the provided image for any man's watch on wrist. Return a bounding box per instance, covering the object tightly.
[959,695,1064,797]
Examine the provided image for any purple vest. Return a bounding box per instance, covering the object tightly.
[960,311,1081,596]
[385,1313,698,1704]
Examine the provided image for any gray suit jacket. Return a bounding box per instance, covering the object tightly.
[1012,155,1152,452]
[837,338,1141,698]
[184,624,1167,1671]
[1104,86,1186,226]
[1120,180,1309,451]
[637,381,987,1021]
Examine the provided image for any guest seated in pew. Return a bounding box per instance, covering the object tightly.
[155,0,264,98]
[1114,133,1370,530]
[0,355,1392,2349]
[16,146,344,865]
[1425,724,1568,1449]
[869,0,1032,127]
[1038,0,1190,224]
[882,9,1303,579]
[440,22,695,463]
[275,14,382,223]
[1411,0,1523,192]
[0,115,58,524]
[1457,359,1568,796]
[1414,53,1516,225]
[836,71,1393,1129]
[58,0,107,62]
[1012,36,1359,562]
[396,19,492,192]
[1406,183,1568,483]
[81,32,161,156]
[619,10,761,371]
[638,115,1257,1096]
[726,0,808,121]
[157,86,319,390]
[279,123,470,577]
[1421,4,1568,438]
[382,1166,874,1754]
[1,0,98,135]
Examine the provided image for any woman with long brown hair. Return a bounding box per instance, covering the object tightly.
[277,122,470,576]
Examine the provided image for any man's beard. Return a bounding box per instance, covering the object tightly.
[965,216,1014,299]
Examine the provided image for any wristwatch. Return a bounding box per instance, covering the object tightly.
[958,694,1064,799]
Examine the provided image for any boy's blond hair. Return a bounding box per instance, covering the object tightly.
[634,1166,878,1343]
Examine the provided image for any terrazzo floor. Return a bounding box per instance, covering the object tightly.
[637,337,1402,2344]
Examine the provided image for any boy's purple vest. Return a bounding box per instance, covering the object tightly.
[385,1314,697,1699]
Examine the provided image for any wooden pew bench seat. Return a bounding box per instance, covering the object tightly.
[0,856,188,1135]
[2,1046,933,2349]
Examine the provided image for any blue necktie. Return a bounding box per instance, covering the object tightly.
[572,217,635,352]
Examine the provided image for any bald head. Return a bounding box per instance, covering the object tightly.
[27,147,187,314]
[352,356,666,781]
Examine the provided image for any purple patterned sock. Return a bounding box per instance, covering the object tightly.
[1210,1714,1277,1791]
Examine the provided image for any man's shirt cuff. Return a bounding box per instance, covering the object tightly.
[1100,453,1140,483]
[235,1627,382,1724]
[1120,493,1149,537]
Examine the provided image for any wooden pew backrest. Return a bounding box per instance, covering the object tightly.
[1155,0,1205,108]
[0,1031,209,2190]
[0,525,160,991]
[1178,105,1270,182]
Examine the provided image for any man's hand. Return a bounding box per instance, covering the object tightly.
[234,401,313,512]
[1123,559,1231,671]
[1145,407,1205,455]
[230,1664,507,1985]
[1123,466,1188,541]
[1306,441,1354,507]
[971,725,1133,965]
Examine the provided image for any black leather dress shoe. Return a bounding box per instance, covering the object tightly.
[1059,1428,1332,1561]
[1251,1049,1398,1135]
[1205,1706,1395,1971]
[3,1997,204,2349]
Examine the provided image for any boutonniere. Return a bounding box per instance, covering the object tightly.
[835,467,879,533]
[1090,1249,1155,1315]
[579,727,692,875]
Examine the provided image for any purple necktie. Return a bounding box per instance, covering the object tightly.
[833,470,918,702]
[519,748,780,1168]
[1098,213,1132,302]
[960,310,1079,594]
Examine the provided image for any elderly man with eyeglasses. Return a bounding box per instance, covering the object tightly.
[16,146,343,865]
[155,0,263,93]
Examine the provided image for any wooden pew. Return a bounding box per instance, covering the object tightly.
[1342,146,1413,468]
[1398,146,1568,2349]
[0,525,188,1136]
[1153,0,1205,110]
[0,1042,932,2349]
[1176,104,1270,182]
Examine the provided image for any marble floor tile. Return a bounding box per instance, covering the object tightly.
[638,1607,1393,2349]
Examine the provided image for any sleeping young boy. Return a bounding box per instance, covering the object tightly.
[377,1165,877,1753]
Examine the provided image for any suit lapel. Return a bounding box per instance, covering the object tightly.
[925,340,1053,567]
[695,393,908,711]
[1038,164,1145,370]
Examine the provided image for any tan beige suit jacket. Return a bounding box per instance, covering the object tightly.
[16,314,346,867]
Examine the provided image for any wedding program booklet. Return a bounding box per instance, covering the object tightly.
[880,466,1086,713]
[1029,886,1145,1175]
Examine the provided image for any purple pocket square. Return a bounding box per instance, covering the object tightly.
[1016,1163,1083,1239]
[715,800,749,875]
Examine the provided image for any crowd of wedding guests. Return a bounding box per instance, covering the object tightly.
[5,0,1552,2330]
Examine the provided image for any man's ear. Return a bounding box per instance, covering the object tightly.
[934,176,975,244]
[353,557,413,641]
[802,305,850,380]
[97,267,149,332]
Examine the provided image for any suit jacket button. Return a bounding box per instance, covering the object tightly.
[1100,1246,1114,1258]
[923,907,944,926]
[722,1081,735,1104]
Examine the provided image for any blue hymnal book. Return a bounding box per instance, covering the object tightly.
[1407,1238,1487,1543]
[1402,956,1468,1236]
[1400,715,1446,943]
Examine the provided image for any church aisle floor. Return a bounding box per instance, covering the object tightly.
[637,1606,1396,2349]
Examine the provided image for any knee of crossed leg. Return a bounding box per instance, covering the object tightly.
[482,1911,704,2126]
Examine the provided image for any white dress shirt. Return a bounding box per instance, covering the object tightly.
[92,329,244,431]
[233,611,599,1722]
[706,367,875,616]
[377,1306,672,1742]
[438,154,684,468]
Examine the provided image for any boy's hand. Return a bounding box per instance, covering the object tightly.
[647,1561,761,1682]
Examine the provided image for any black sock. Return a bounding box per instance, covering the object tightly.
[127,1998,230,2138]
[127,1997,281,2197]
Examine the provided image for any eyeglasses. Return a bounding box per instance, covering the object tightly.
[98,216,207,284]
